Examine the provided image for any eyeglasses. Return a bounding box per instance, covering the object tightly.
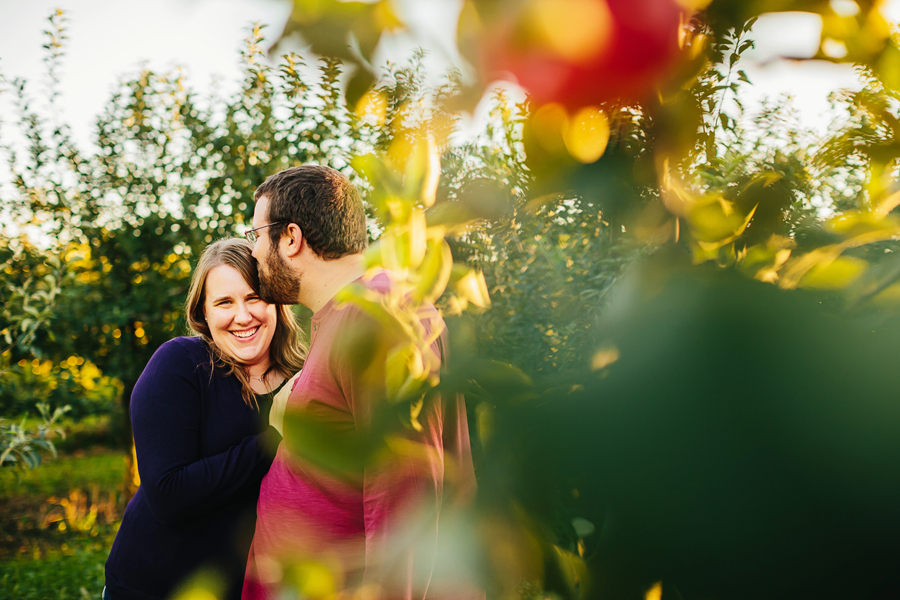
[244,222,285,244]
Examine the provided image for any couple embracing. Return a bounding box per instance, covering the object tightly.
[104,165,476,600]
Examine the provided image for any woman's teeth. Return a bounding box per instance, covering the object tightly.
[231,327,259,339]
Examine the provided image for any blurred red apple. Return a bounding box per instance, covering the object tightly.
[480,0,686,108]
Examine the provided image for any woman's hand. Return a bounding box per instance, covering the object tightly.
[270,371,301,436]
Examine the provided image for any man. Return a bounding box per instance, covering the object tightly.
[242,165,476,600]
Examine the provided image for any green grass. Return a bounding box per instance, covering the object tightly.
[0,450,126,599]
[0,531,116,600]
[0,450,125,498]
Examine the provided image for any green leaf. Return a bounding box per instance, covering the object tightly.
[719,113,730,131]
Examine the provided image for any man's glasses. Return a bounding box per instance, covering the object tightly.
[244,222,285,244]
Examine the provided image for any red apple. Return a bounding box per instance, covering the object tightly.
[481,0,686,108]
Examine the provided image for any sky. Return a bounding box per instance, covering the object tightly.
[0,0,896,156]
[0,0,291,151]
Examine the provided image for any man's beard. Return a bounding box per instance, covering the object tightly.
[258,246,301,305]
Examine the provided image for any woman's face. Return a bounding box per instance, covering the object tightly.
[203,264,278,367]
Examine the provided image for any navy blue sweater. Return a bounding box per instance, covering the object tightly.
[105,337,282,600]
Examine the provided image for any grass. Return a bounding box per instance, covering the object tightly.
[0,449,125,498]
[0,533,114,600]
[0,449,126,599]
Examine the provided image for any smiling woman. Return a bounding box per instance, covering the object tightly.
[103,238,306,600]
[203,264,278,387]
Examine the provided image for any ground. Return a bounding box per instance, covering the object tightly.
[0,449,126,600]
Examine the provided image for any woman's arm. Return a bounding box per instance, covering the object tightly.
[130,339,280,526]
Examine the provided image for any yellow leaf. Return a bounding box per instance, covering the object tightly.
[674,0,712,9]
[476,402,494,449]
[800,255,867,289]
[876,41,900,92]
[455,270,491,309]
[414,236,453,303]
[408,208,427,269]
[374,0,405,32]
[552,544,590,596]
[378,231,403,272]
[421,134,441,208]
[873,282,900,304]
[285,561,337,600]
[873,189,900,221]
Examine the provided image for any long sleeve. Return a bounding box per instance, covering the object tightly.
[130,339,280,526]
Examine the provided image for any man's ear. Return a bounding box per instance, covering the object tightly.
[282,223,304,258]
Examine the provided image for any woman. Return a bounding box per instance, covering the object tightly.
[104,238,305,600]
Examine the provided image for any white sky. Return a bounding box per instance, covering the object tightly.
[0,0,896,155]
[0,0,290,151]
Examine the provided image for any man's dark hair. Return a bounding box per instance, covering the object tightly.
[255,165,368,259]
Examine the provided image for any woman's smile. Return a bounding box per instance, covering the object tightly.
[230,326,259,339]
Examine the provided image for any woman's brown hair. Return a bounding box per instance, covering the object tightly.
[184,237,306,406]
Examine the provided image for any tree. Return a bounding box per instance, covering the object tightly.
[3,19,375,445]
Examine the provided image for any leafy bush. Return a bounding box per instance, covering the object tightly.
[0,358,119,420]
[0,403,69,472]
[0,237,71,472]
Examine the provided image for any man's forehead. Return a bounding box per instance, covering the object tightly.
[252,195,270,223]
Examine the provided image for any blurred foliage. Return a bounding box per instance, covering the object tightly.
[0,449,125,498]
[480,260,900,600]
